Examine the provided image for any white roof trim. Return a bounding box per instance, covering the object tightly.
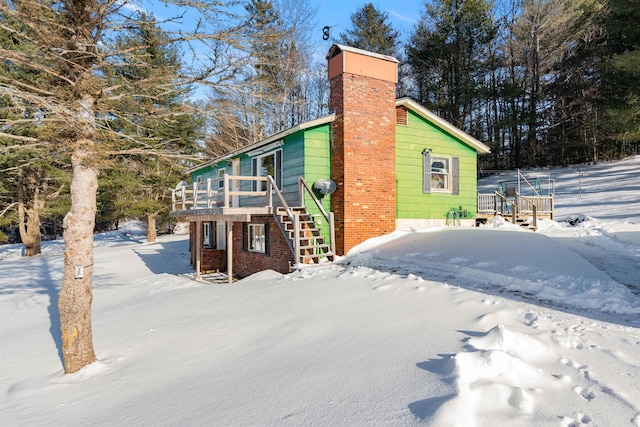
[187,114,335,174]
[396,98,491,154]
[246,140,283,157]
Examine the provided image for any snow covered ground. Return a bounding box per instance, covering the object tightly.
[1,157,639,426]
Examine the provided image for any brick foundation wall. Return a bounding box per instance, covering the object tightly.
[232,216,293,278]
[188,218,294,278]
[202,248,226,272]
[329,55,397,256]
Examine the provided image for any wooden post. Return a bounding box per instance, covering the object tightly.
[227,221,233,283]
[195,220,202,281]
[329,211,336,256]
[299,177,304,207]
[224,174,229,208]
[293,214,300,265]
[206,178,212,208]
[192,182,198,209]
[532,204,537,230]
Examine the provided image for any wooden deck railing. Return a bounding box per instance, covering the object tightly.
[171,175,268,211]
[477,191,554,228]
[172,174,335,263]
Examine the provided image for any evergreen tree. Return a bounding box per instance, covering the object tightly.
[338,3,399,56]
[0,0,244,374]
[598,0,640,153]
[104,13,204,242]
[0,5,69,254]
[406,0,497,130]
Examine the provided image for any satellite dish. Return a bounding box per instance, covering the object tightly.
[313,178,336,196]
[175,180,188,190]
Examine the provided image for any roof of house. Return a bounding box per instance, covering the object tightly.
[187,114,335,174]
[396,98,491,154]
[188,98,490,174]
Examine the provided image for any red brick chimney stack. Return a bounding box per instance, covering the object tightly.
[327,44,399,256]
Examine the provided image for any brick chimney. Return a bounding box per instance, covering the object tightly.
[327,44,399,256]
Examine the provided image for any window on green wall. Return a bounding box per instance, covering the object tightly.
[430,156,452,192]
[423,153,459,194]
[252,149,282,191]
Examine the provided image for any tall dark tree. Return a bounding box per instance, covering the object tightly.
[406,0,497,131]
[338,3,400,56]
[598,0,640,154]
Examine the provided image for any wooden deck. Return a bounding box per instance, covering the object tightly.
[170,175,336,267]
[477,171,554,230]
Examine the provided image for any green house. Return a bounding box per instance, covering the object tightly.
[171,44,490,280]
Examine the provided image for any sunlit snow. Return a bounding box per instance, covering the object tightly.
[1,156,639,426]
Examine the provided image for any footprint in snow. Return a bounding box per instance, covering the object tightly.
[560,413,592,426]
[572,385,596,401]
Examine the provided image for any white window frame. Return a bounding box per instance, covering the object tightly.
[430,155,453,193]
[252,149,282,191]
[248,224,266,253]
[196,175,202,183]
[203,222,212,247]
[217,168,226,190]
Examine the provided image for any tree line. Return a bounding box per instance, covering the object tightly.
[0,0,637,373]
[338,0,639,170]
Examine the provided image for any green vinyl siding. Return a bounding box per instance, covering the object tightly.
[189,165,217,183]
[396,110,478,220]
[302,124,332,242]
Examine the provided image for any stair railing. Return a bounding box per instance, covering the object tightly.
[494,191,518,224]
[298,177,335,257]
[518,196,539,229]
[266,175,300,261]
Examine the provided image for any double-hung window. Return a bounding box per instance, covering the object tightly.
[252,149,282,191]
[423,152,459,194]
[430,156,452,192]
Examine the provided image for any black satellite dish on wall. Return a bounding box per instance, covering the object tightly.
[313,178,336,196]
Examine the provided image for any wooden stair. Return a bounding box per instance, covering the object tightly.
[276,207,335,264]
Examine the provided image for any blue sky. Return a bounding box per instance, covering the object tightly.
[131,0,425,56]
[313,0,424,44]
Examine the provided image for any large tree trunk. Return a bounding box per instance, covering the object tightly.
[58,94,99,373]
[147,213,157,243]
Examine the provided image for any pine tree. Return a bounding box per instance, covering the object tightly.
[338,3,399,56]
[406,0,497,130]
[104,14,204,242]
[0,5,69,254]
[0,0,243,374]
[598,0,640,153]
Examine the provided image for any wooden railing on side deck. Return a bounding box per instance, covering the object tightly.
[171,175,268,211]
